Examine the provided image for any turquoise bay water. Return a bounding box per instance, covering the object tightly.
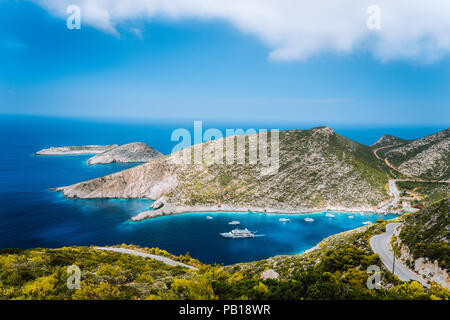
[0,116,436,264]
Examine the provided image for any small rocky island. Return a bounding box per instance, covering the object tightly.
[35,145,118,155]
[36,142,162,165]
[87,142,163,165]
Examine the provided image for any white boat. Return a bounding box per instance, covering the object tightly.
[220,228,255,238]
[348,215,354,219]
[362,221,373,225]
[206,216,214,220]
[304,217,314,222]
[279,218,290,222]
[325,213,335,218]
[228,221,240,225]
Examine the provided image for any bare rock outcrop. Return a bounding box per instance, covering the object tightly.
[87,142,162,165]
[260,269,280,280]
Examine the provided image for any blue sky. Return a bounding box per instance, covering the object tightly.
[0,0,449,126]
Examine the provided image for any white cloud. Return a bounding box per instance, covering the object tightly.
[33,0,450,62]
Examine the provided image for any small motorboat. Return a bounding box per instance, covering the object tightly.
[325,213,335,218]
[304,217,314,222]
[206,216,214,220]
[348,215,354,219]
[362,221,373,225]
[228,221,240,225]
[279,218,290,222]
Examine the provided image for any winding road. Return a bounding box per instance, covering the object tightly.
[95,247,198,270]
[369,223,428,287]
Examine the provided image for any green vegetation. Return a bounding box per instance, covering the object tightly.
[172,127,393,209]
[370,135,409,149]
[397,181,449,206]
[399,198,449,271]
[377,129,449,181]
[2,215,448,300]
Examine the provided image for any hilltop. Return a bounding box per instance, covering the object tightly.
[55,127,394,220]
[376,129,450,181]
[370,134,409,149]
[87,142,162,165]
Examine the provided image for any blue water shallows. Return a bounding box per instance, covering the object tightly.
[0,116,411,265]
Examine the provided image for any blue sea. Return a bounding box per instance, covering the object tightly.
[0,115,445,264]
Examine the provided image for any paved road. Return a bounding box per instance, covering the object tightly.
[95,247,198,270]
[370,223,428,287]
[377,179,401,212]
[389,180,401,207]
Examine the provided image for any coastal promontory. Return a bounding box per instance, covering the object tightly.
[35,145,118,155]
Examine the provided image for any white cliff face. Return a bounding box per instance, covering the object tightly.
[55,156,178,200]
[400,244,449,289]
[86,142,162,165]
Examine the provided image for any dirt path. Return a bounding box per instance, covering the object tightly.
[95,247,198,270]
[373,145,448,183]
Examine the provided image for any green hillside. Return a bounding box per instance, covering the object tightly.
[370,134,409,149]
[377,129,450,181]
[399,198,449,271]
[2,218,449,300]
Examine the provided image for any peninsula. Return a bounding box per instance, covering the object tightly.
[35,145,118,155]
